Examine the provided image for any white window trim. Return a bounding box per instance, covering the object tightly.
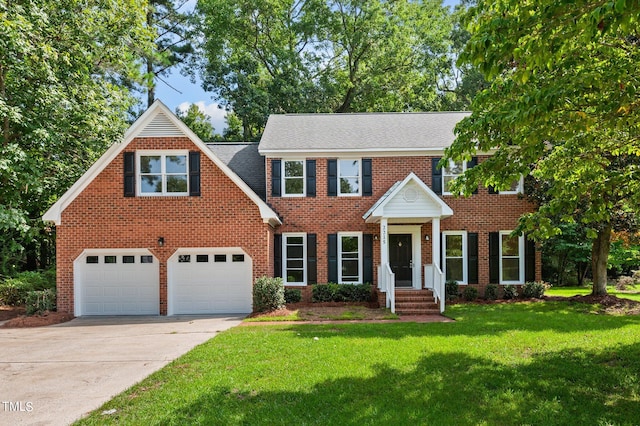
[337,159,362,197]
[499,175,524,195]
[137,150,189,196]
[443,231,468,285]
[338,232,363,284]
[283,233,306,286]
[442,159,467,195]
[281,159,306,197]
[499,231,525,284]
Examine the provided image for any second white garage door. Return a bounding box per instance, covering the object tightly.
[168,248,253,315]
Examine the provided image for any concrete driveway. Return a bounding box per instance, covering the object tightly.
[0,315,244,425]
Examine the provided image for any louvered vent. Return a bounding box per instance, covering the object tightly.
[138,112,186,137]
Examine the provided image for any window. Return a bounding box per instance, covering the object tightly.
[282,160,305,196]
[104,255,117,264]
[86,256,99,264]
[443,160,465,195]
[178,255,191,263]
[339,233,362,283]
[138,152,188,196]
[443,232,467,284]
[500,231,524,283]
[122,256,135,264]
[214,254,227,262]
[338,159,360,196]
[283,234,306,285]
[232,254,245,262]
[196,255,209,263]
[500,176,524,194]
[141,255,153,263]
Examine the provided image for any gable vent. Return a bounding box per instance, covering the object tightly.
[138,112,186,137]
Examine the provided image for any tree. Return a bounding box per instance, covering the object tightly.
[195,0,455,140]
[444,0,640,295]
[176,104,215,142]
[0,1,153,274]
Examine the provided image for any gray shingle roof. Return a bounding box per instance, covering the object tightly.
[207,143,266,200]
[259,112,470,154]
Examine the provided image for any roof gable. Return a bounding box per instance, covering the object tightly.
[363,173,453,223]
[43,100,281,226]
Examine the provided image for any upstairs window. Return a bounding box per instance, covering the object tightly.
[338,159,361,196]
[500,176,524,194]
[442,160,466,195]
[138,152,188,196]
[283,160,305,196]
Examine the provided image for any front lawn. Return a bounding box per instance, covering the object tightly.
[77,302,640,425]
[547,285,640,301]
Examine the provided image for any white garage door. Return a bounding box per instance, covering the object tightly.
[168,248,252,315]
[75,250,159,316]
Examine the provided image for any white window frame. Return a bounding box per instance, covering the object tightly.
[443,231,467,285]
[282,160,306,197]
[499,231,525,284]
[137,150,189,196]
[337,159,361,196]
[442,159,466,195]
[338,232,362,284]
[499,175,524,195]
[283,233,306,286]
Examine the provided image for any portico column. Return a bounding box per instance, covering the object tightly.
[380,218,389,267]
[432,217,440,268]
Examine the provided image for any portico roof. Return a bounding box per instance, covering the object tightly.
[363,173,453,224]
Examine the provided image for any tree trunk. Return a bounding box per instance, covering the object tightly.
[591,225,611,295]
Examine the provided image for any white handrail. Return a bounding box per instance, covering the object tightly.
[433,263,445,313]
[379,263,396,313]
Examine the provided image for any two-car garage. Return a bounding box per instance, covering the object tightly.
[74,248,253,316]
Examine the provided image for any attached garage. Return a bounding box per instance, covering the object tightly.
[74,249,159,316]
[168,248,253,315]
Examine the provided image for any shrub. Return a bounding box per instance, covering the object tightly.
[25,289,56,315]
[284,288,302,304]
[312,283,371,303]
[503,284,518,300]
[484,284,499,300]
[462,286,478,301]
[13,270,55,291]
[253,276,285,313]
[0,279,33,305]
[445,280,459,301]
[616,276,636,291]
[522,281,548,298]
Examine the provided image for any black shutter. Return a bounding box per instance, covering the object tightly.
[362,159,372,196]
[307,234,317,284]
[271,159,281,197]
[432,158,442,195]
[468,157,478,194]
[489,232,500,284]
[525,238,536,282]
[363,234,373,283]
[467,233,479,284]
[123,152,135,197]
[327,159,337,196]
[306,160,316,197]
[328,233,338,282]
[274,234,282,278]
[189,151,201,196]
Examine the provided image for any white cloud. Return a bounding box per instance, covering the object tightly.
[177,101,228,135]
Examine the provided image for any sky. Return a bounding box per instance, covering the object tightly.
[158,0,461,135]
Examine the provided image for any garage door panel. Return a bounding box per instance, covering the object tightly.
[76,251,159,316]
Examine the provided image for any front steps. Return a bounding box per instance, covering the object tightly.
[394,289,440,315]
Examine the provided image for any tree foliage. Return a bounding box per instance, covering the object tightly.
[0,0,153,275]
[176,104,215,142]
[445,0,640,295]
[195,0,458,140]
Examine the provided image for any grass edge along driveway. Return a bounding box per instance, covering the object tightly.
[77,301,640,426]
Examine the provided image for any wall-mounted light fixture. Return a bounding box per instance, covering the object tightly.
[374,235,379,241]
[158,237,165,247]
[424,235,430,241]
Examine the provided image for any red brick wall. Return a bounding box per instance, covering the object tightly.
[267,155,541,289]
[56,137,273,314]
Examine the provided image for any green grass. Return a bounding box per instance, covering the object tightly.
[243,310,303,322]
[76,302,640,426]
[547,285,640,301]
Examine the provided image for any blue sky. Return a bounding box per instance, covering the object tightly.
[158,0,461,135]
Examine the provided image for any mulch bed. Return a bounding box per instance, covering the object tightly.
[0,307,74,328]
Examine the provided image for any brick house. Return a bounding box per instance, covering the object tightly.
[43,101,539,316]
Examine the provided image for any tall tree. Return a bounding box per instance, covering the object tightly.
[145,0,194,107]
[176,104,215,142]
[0,0,153,274]
[444,0,640,295]
[195,0,454,140]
